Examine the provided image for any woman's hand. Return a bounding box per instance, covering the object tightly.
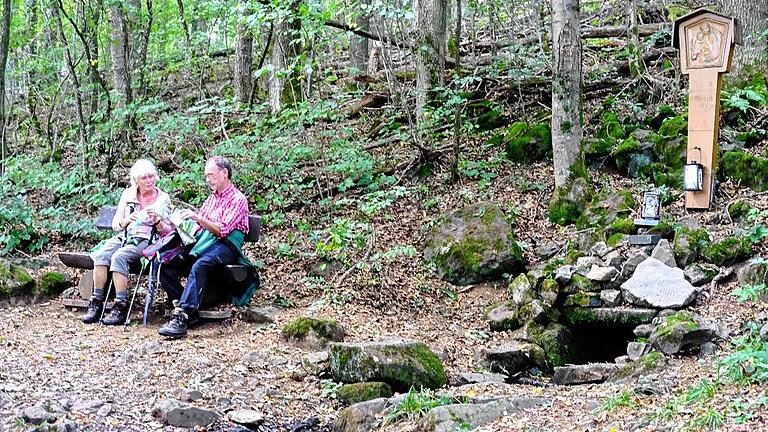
[121,211,140,228]
[147,208,161,225]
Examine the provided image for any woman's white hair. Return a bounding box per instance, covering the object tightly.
[129,159,158,187]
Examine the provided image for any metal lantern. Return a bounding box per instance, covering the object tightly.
[684,146,704,192]
[684,161,704,191]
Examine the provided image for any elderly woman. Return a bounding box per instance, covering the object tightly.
[82,159,171,325]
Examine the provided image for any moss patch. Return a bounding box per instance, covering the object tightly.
[654,312,699,338]
[491,122,552,164]
[701,236,752,266]
[0,260,35,298]
[282,317,344,342]
[336,382,393,405]
[728,200,754,221]
[720,151,768,192]
[607,233,626,247]
[38,271,68,296]
[607,217,635,236]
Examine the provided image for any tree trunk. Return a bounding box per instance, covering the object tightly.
[450,0,462,183]
[234,0,253,104]
[551,0,583,189]
[627,0,643,76]
[349,5,369,77]
[268,1,302,113]
[0,0,9,176]
[109,5,132,108]
[415,0,447,118]
[714,0,768,76]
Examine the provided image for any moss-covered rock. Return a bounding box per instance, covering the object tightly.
[650,311,719,355]
[638,163,683,188]
[0,259,35,298]
[613,351,667,381]
[329,340,447,392]
[607,233,626,247]
[336,382,393,405]
[466,100,508,132]
[728,200,754,223]
[282,317,345,349]
[38,271,69,296]
[577,190,635,229]
[486,301,520,332]
[562,307,657,326]
[721,151,768,192]
[606,217,635,236]
[539,278,560,307]
[549,177,591,226]
[518,299,559,324]
[424,202,525,285]
[490,122,551,164]
[564,274,596,294]
[564,291,602,307]
[657,115,687,138]
[508,273,535,306]
[673,227,711,267]
[701,236,752,266]
[647,104,678,130]
[534,323,574,368]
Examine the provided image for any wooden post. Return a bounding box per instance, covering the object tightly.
[673,9,741,210]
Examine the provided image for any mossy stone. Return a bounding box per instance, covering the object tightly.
[38,271,69,296]
[598,111,626,140]
[0,259,35,298]
[607,217,635,236]
[673,227,710,267]
[647,104,678,130]
[728,200,754,222]
[336,382,393,405]
[720,151,768,192]
[654,312,699,338]
[329,341,447,392]
[701,236,752,266]
[282,317,345,348]
[539,278,560,306]
[607,233,626,247]
[533,323,574,367]
[638,163,683,189]
[569,274,595,292]
[492,122,552,164]
[657,115,687,138]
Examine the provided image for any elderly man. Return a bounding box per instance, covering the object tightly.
[158,156,250,337]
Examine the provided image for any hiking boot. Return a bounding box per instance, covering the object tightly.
[159,306,188,338]
[81,296,105,324]
[101,300,128,326]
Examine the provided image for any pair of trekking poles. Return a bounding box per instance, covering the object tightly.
[97,204,165,328]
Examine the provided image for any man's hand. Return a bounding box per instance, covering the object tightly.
[179,209,200,223]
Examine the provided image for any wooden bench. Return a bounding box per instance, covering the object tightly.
[59,206,261,318]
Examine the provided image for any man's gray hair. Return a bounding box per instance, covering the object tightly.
[208,156,233,179]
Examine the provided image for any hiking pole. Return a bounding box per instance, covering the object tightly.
[143,253,161,325]
[99,277,115,324]
[124,258,149,328]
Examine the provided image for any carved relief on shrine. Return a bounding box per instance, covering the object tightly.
[673,10,741,75]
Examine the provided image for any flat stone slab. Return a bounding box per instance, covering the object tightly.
[628,234,661,245]
[562,307,657,326]
[418,398,549,432]
[621,258,698,309]
[453,372,508,386]
[553,363,619,385]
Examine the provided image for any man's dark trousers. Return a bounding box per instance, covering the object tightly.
[160,241,237,312]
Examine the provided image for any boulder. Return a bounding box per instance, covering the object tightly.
[452,372,508,386]
[535,242,560,259]
[424,202,525,285]
[612,352,668,381]
[518,299,558,324]
[536,323,575,367]
[563,274,596,294]
[302,351,330,376]
[37,271,69,296]
[554,265,576,285]
[651,239,677,268]
[576,256,604,274]
[603,251,623,270]
[539,278,559,307]
[600,289,622,307]
[228,410,264,428]
[478,341,546,375]
[672,227,709,267]
[586,265,618,282]
[332,398,388,432]
[242,306,279,324]
[282,317,345,350]
[21,403,59,425]
[684,263,718,286]
[737,260,768,286]
[329,340,447,391]
[564,292,602,307]
[589,242,611,258]
[633,324,654,338]
[626,342,652,361]
[508,274,536,306]
[0,259,35,298]
[553,363,619,385]
[486,302,520,332]
[701,236,752,267]
[649,311,720,355]
[621,258,698,309]
[417,398,549,432]
[151,399,218,428]
[337,382,393,405]
[620,251,648,282]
